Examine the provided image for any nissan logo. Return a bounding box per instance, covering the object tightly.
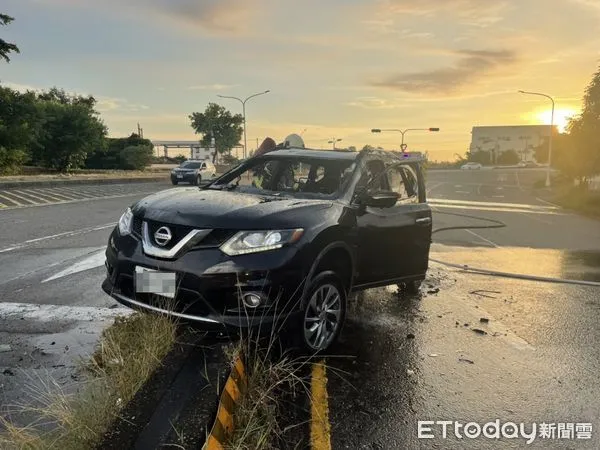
[154,226,172,247]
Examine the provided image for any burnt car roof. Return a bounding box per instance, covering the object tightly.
[260,148,359,161]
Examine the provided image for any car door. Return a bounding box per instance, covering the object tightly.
[354,158,390,286]
[391,163,432,276]
[356,160,431,282]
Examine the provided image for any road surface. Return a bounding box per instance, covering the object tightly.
[1,169,599,449]
[327,168,600,449]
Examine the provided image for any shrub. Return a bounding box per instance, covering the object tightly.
[0,147,28,175]
[119,145,153,170]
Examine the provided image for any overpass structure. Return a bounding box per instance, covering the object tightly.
[151,140,244,161]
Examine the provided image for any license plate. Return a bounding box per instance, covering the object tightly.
[177,175,183,179]
[135,266,176,298]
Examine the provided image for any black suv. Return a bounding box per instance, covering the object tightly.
[102,148,432,352]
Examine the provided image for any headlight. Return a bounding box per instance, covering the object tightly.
[118,208,133,236]
[220,229,304,256]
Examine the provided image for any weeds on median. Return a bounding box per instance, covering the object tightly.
[0,312,177,450]
[224,338,312,450]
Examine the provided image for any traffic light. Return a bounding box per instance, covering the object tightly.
[429,128,440,132]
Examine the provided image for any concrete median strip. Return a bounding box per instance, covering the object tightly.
[204,355,248,450]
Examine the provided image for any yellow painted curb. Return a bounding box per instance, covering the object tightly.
[311,360,331,450]
[203,354,247,450]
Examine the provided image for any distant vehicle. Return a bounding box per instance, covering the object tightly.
[517,161,537,168]
[170,160,217,185]
[461,162,483,170]
[103,148,432,352]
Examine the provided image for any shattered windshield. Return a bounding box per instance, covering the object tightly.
[208,157,356,198]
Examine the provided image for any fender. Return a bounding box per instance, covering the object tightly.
[302,241,356,300]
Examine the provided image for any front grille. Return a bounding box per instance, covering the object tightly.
[146,220,197,250]
[132,216,143,237]
[133,217,236,250]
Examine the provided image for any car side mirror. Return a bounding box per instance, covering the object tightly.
[361,191,399,208]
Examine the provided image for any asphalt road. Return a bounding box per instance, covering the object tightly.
[1,169,599,449]
[327,168,600,449]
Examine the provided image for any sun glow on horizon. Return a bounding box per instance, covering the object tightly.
[536,108,579,133]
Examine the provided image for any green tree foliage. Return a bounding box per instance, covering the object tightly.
[0,85,43,172]
[31,89,107,171]
[1,14,19,63]
[555,66,600,188]
[189,103,243,163]
[496,149,520,165]
[119,145,153,170]
[86,133,153,169]
[467,150,491,165]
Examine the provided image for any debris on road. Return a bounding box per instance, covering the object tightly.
[0,344,12,353]
[407,369,415,375]
[458,358,475,364]
[428,354,440,357]
[470,290,501,299]
[3,368,16,376]
[472,328,488,335]
[427,288,440,294]
[406,333,415,339]
[480,318,490,323]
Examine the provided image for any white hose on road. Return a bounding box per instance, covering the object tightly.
[430,258,600,288]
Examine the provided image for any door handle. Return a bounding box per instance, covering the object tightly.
[416,217,432,225]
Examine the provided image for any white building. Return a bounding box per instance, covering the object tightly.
[470,125,558,163]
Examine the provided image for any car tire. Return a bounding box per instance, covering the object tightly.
[291,271,347,354]
[195,175,202,186]
[171,180,178,185]
[399,280,422,295]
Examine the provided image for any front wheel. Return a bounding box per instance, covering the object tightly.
[399,280,422,295]
[171,179,178,185]
[298,272,347,353]
[194,175,202,186]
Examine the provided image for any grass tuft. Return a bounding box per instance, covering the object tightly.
[0,312,177,450]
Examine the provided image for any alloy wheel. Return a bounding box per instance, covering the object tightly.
[303,283,342,351]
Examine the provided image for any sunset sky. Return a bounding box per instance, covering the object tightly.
[2,0,599,160]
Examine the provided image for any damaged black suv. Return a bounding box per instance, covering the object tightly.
[102,148,432,352]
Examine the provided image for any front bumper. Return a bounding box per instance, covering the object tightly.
[102,229,306,332]
[171,172,196,183]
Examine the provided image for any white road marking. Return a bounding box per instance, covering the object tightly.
[0,223,116,254]
[0,190,34,204]
[492,195,505,198]
[42,249,106,283]
[0,190,153,211]
[464,229,499,248]
[12,189,50,203]
[456,191,470,194]
[0,192,23,206]
[0,302,131,322]
[536,197,561,207]
[515,211,553,225]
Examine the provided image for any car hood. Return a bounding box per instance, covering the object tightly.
[132,187,334,229]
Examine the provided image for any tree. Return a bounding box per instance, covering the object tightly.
[362,145,375,151]
[467,150,491,165]
[0,14,19,62]
[189,103,243,163]
[32,89,107,171]
[0,85,44,173]
[555,66,600,187]
[86,133,153,169]
[496,149,520,166]
[119,145,153,170]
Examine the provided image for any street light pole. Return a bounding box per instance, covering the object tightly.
[371,127,439,150]
[518,90,555,188]
[218,90,271,160]
[327,138,342,149]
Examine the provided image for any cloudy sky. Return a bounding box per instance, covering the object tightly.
[2,0,599,160]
